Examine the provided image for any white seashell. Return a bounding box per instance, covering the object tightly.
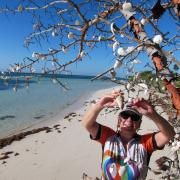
[162,86,166,91]
[75,20,80,26]
[126,83,131,90]
[110,22,120,35]
[115,96,124,110]
[112,41,119,52]
[140,18,147,25]
[80,51,85,58]
[32,52,41,59]
[49,48,53,52]
[98,36,102,41]
[62,47,67,53]
[118,166,126,176]
[68,32,74,39]
[32,52,37,58]
[117,47,126,56]
[137,46,143,51]
[121,10,135,20]
[110,23,115,35]
[113,60,122,69]
[110,69,116,80]
[122,2,132,11]
[126,46,135,53]
[153,35,163,44]
[52,31,58,37]
[155,78,159,82]
[131,59,141,64]
[17,5,24,12]
[150,78,153,81]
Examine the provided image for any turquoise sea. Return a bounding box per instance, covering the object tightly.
[0,74,116,138]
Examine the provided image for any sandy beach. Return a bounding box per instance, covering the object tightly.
[0,86,172,180]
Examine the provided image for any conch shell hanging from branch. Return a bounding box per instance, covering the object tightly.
[115,91,124,110]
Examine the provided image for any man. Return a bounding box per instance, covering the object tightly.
[82,91,175,179]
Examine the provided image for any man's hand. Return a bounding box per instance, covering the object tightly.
[130,98,155,117]
[130,98,175,147]
[82,90,123,139]
[97,90,123,108]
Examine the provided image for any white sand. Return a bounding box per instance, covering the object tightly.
[0,86,172,180]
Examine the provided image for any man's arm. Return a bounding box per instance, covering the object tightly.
[82,91,120,139]
[82,102,103,139]
[132,98,175,148]
[147,111,175,148]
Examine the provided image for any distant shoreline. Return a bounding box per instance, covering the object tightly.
[0,71,127,81]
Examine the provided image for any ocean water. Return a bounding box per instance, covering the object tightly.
[0,76,115,138]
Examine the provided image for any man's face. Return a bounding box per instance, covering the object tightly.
[118,111,141,135]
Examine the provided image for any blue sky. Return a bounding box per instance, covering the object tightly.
[0,1,179,76]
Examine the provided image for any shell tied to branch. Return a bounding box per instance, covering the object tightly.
[68,32,74,39]
[17,5,24,12]
[126,83,131,90]
[115,95,124,110]
[113,59,122,69]
[52,31,58,37]
[117,47,126,56]
[110,69,116,80]
[140,18,148,25]
[61,47,67,53]
[131,59,141,64]
[121,10,136,20]
[126,46,135,53]
[75,20,80,26]
[153,35,163,44]
[121,2,135,20]
[32,52,39,59]
[80,51,85,58]
[122,2,132,11]
[110,23,120,35]
[112,41,119,52]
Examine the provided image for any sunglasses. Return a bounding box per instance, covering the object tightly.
[119,111,141,122]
